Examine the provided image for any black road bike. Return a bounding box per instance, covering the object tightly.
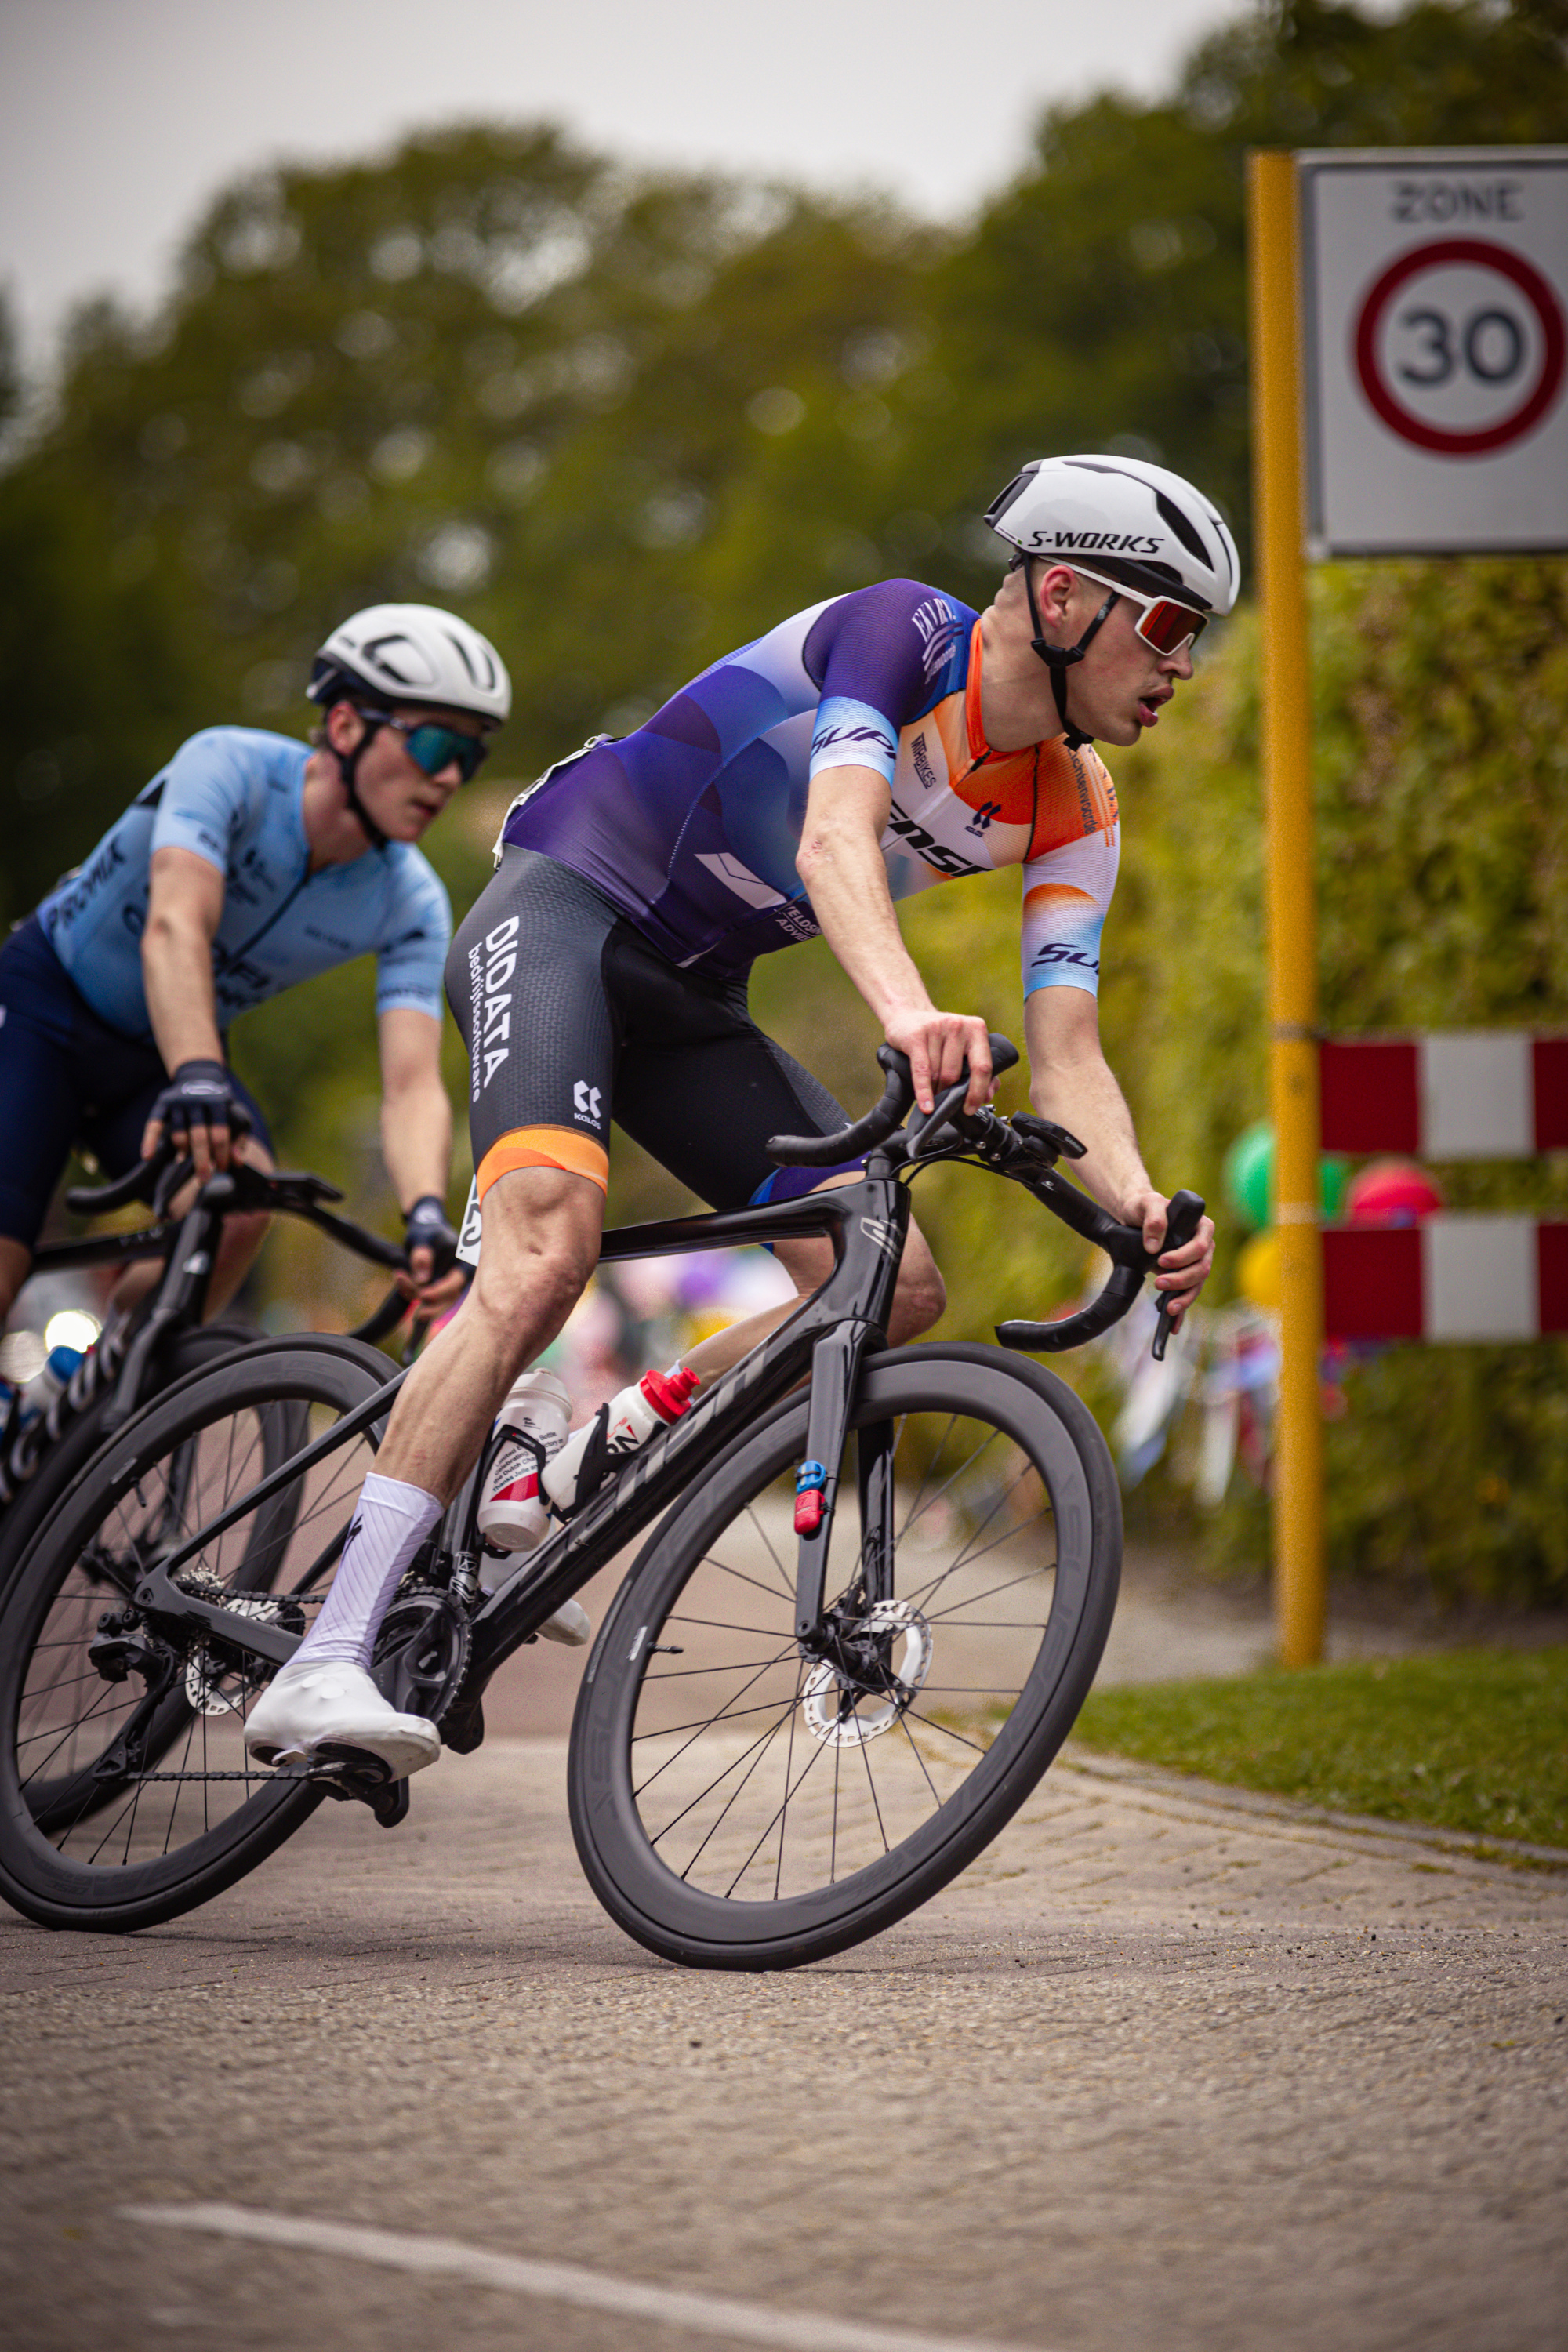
[0,1148,418,1601]
[0,1036,1202,1970]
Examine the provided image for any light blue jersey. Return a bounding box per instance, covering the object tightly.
[37,728,451,1040]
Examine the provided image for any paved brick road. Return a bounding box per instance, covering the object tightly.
[2,1719,1563,2352]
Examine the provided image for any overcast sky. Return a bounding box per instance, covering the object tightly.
[1,0,1253,365]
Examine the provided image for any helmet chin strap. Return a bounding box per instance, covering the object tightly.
[1014,554,1119,752]
[334,715,390,851]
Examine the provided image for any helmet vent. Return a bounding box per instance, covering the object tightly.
[1153,491,1212,568]
[361,634,429,687]
[443,629,495,689]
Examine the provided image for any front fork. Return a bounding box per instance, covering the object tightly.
[793,1173,909,1642]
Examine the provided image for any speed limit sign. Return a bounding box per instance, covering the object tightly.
[1301,151,1568,554]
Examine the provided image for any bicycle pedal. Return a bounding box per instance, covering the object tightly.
[305,1743,395,1793]
[369,1777,412,1830]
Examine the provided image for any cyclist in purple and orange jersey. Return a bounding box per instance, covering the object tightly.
[0,605,510,1347]
[246,454,1233,1780]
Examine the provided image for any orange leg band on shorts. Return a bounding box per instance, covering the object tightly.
[476,1125,609,1200]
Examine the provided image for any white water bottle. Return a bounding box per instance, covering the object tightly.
[477,1367,572,1553]
[18,1345,83,1437]
[543,1363,699,1517]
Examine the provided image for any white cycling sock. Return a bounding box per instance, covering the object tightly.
[293,1472,443,1671]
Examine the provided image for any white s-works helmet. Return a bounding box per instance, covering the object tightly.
[308,603,512,725]
[983,453,1239,616]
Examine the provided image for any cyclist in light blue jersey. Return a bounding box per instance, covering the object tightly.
[0,604,511,1334]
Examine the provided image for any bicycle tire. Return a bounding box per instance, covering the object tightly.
[0,1338,392,1933]
[568,1343,1121,1970]
[0,1322,260,1609]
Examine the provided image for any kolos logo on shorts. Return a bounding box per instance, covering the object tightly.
[471,914,518,1093]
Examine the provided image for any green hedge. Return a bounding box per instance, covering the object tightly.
[902,558,1568,1606]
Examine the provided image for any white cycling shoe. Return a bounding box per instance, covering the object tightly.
[540,1599,591,1647]
[244,1658,441,1779]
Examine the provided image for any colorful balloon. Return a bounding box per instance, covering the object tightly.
[1236,1229,1283,1312]
[1344,1157,1445,1226]
[1223,1122,1273,1232]
[1222,1122,1351,1231]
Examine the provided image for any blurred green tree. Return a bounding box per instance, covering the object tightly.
[887,0,1568,608]
[2,3,1565,1600]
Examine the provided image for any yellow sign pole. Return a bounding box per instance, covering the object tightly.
[1247,150,1326,1668]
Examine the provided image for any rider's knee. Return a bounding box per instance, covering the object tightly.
[218,1209,270,1267]
[471,1178,601,1324]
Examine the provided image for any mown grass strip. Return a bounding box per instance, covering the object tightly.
[1073,1646,1568,1851]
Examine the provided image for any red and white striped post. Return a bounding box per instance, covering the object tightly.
[1323,1217,1568,1341]
[1321,1033,1568,1158]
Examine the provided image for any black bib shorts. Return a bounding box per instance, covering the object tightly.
[447,849,853,1214]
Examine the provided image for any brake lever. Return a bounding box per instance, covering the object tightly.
[63,1138,178,1219]
[1149,1189,1207,1362]
[906,1034,1022,1158]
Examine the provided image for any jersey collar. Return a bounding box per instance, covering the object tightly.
[963,619,993,769]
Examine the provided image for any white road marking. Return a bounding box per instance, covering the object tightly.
[123,2203,1047,2352]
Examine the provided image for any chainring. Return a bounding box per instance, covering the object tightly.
[372,1587,473,1726]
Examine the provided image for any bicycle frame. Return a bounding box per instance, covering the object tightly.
[5,1158,413,1507]
[109,1063,1203,1711]
[120,1157,916,1690]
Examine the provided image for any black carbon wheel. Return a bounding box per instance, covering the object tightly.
[0,1339,391,1932]
[0,1323,260,1609]
[568,1345,1121,1970]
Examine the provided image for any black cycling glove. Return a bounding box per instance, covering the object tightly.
[151,1059,249,1149]
[404,1194,459,1280]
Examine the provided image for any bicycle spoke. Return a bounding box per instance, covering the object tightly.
[736,1507,796,1600]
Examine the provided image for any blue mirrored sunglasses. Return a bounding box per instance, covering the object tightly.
[358,708,490,784]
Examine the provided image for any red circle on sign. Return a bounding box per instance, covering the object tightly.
[1353,238,1566,456]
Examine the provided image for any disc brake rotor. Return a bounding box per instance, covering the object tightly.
[802,1598,933,1748]
[183,1592,294,1716]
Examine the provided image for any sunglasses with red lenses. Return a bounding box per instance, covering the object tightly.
[1073,566,1209,656]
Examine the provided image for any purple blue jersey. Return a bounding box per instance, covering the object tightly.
[499,579,1120,996]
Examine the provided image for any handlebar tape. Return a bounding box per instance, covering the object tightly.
[63,1141,177,1218]
[995,1186,1207,1357]
[768,1033,1020,1168]
[996,1262,1145,1355]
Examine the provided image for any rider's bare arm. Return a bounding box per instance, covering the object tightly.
[378,1007,460,1308]
[1024,987,1214,1323]
[141,848,227,1075]
[139,847,234,1171]
[797,764,993,1115]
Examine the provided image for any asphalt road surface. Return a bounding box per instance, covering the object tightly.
[2,1639,1564,2352]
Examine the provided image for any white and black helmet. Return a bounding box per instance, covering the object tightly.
[308,603,512,726]
[984,453,1239,616]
